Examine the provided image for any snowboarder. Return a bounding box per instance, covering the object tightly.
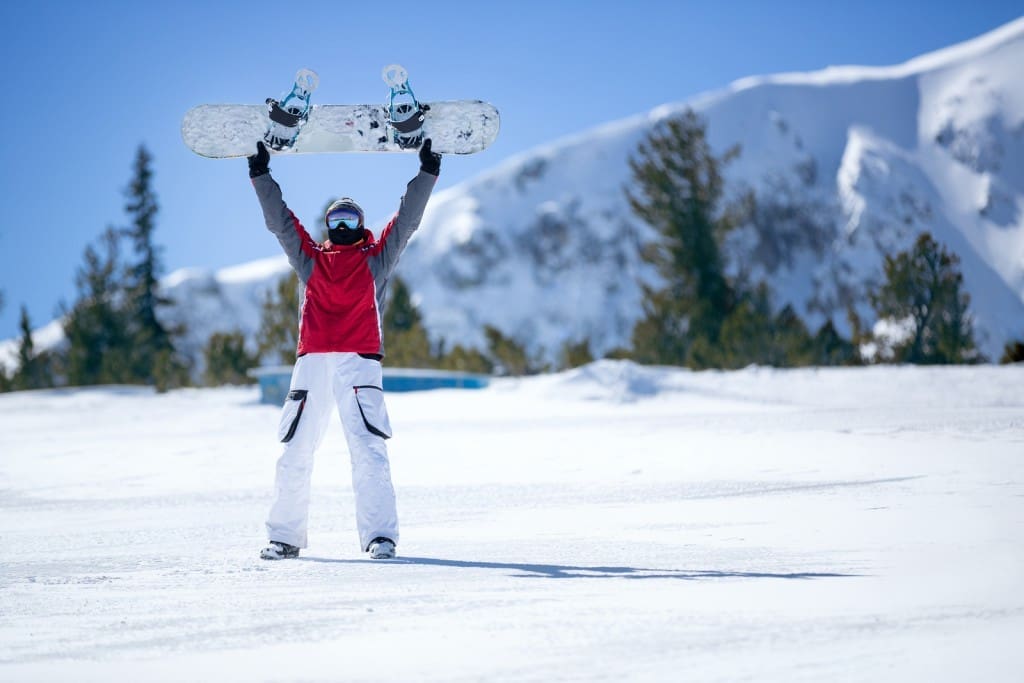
[249,139,441,560]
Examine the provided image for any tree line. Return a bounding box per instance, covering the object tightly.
[3,125,1023,393]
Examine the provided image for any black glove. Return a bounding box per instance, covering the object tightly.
[418,138,441,176]
[248,141,270,178]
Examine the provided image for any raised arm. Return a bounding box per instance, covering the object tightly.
[248,142,316,283]
[371,139,441,277]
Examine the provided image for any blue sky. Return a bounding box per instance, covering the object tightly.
[1,0,1021,341]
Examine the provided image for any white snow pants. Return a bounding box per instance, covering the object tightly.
[266,352,399,551]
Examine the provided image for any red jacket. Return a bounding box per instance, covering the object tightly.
[253,170,437,357]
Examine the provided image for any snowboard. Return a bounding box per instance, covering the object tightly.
[182,66,500,158]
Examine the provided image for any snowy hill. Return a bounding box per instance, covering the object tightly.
[3,362,1023,680]
[4,19,1023,369]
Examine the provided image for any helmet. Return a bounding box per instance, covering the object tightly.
[325,198,365,245]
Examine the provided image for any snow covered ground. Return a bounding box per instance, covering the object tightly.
[2,361,1023,682]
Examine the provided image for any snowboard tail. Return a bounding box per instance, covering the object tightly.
[182,100,500,158]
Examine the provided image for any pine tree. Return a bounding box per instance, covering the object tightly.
[714,286,813,368]
[14,305,37,388]
[714,285,774,368]
[60,148,189,389]
[63,228,133,386]
[559,339,594,370]
[435,342,493,374]
[12,306,54,390]
[629,288,691,366]
[384,277,420,334]
[256,273,301,366]
[381,277,434,367]
[811,319,858,366]
[626,109,739,367]
[484,325,545,376]
[1000,340,1024,364]
[203,331,259,386]
[869,232,979,364]
[121,145,187,389]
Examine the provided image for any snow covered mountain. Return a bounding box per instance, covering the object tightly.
[401,17,1024,361]
[4,18,1023,370]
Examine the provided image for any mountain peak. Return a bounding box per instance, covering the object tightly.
[729,16,1024,92]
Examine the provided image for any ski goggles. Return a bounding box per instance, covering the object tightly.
[326,207,362,230]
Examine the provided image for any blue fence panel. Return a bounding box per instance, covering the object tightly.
[248,365,490,405]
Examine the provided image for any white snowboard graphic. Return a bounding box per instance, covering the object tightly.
[182,66,499,158]
[182,100,501,157]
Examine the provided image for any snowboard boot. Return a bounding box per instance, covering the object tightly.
[367,537,396,560]
[260,540,300,560]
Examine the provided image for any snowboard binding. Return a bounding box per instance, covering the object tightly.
[382,64,428,150]
[264,68,319,151]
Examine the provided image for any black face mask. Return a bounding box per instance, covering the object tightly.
[328,226,365,245]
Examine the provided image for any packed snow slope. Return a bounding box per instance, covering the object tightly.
[3,19,1023,370]
[1,361,1023,682]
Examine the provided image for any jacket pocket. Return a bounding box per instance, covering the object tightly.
[353,385,392,439]
[278,389,308,443]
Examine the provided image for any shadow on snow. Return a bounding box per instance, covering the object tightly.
[299,555,857,580]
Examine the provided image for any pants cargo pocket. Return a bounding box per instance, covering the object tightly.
[278,389,308,443]
[353,386,392,439]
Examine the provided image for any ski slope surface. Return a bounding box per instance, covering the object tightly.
[1,361,1023,681]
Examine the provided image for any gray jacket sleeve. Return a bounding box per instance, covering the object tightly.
[370,170,438,281]
[252,173,315,283]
